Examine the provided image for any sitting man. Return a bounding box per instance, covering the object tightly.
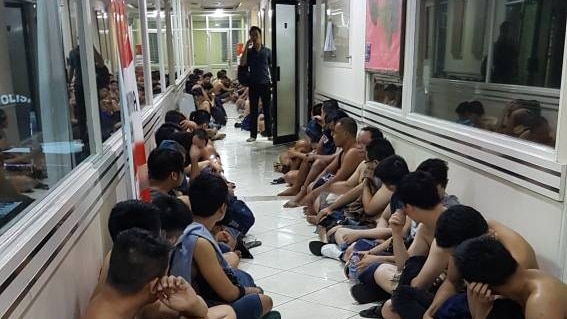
[296,117,365,215]
[278,101,342,198]
[169,173,279,319]
[453,236,567,319]
[82,228,235,319]
[147,148,188,205]
[424,205,538,319]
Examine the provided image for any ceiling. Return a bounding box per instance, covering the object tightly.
[185,0,261,10]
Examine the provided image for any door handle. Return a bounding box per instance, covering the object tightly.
[276,66,281,81]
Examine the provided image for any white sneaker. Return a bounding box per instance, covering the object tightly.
[321,244,343,261]
[246,137,256,142]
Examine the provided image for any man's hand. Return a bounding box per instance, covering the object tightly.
[389,210,406,235]
[180,120,196,132]
[355,254,380,273]
[341,229,359,244]
[245,287,263,295]
[319,207,332,218]
[156,276,200,313]
[466,282,493,319]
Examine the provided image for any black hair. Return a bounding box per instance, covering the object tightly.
[152,196,193,234]
[366,138,395,162]
[468,101,485,116]
[168,131,192,165]
[203,72,213,79]
[455,102,469,116]
[523,115,549,130]
[396,171,441,209]
[192,128,209,144]
[361,126,384,140]
[147,148,185,181]
[107,228,171,294]
[250,26,262,35]
[336,117,357,137]
[325,110,349,125]
[217,70,227,79]
[202,82,213,91]
[108,200,161,241]
[416,158,449,189]
[165,110,186,124]
[454,236,518,286]
[312,103,323,116]
[322,100,339,114]
[189,110,211,126]
[189,172,228,217]
[435,205,489,248]
[193,68,203,75]
[374,155,409,187]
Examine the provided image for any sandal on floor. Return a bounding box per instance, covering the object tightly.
[244,240,262,249]
[359,300,386,318]
[271,177,286,185]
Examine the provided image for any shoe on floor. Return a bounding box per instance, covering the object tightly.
[359,300,386,318]
[350,283,391,304]
[309,240,326,256]
[271,177,286,185]
[321,243,343,260]
[262,311,281,319]
[268,136,273,141]
[246,137,256,142]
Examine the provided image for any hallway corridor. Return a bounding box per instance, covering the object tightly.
[215,106,367,319]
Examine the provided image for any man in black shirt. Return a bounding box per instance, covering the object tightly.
[240,26,273,142]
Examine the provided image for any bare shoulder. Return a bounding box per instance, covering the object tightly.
[525,272,567,319]
[489,220,538,269]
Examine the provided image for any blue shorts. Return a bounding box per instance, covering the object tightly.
[231,294,263,319]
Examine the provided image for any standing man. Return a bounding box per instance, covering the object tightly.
[240,26,273,142]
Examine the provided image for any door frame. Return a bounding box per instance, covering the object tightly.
[271,0,299,145]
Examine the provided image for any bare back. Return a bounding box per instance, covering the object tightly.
[490,221,539,269]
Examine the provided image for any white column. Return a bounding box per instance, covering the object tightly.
[139,0,154,106]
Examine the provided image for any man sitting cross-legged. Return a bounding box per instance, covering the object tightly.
[82,228,235,319]
[295,117,365,216]
[169,173,280,319]
[453,236,567,319]
[423,205,538,319]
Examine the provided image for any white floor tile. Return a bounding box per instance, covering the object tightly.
[238,263,283,280]
[280,241,317,255]
[274,299,356,319]
[279,222,320,237]
[254,230,313,248]
[300,282,371,312]
[290,258,347,282]
[255,271,337,298]
[247,248,321,270]
[263,291,295,307]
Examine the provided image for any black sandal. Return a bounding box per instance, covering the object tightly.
[270,177,285,185]
[359,300,386,318]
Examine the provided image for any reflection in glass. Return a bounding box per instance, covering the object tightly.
[416,0,565,147]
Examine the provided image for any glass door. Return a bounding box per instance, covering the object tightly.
[208,30,231,76]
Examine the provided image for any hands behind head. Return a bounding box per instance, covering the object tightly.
[388,210,406,235]
[466,282,494,319]
[155,276,199,313]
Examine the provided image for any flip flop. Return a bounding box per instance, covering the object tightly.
[359,300,386,318]
[271,177,285,185]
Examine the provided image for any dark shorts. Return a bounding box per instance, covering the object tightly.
[231,294,263,319]
[435,293,524,319]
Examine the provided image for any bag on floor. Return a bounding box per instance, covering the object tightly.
[210,99,227,127]
[221,196,255,235]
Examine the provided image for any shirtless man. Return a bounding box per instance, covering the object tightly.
[82,228,235,319]
[453,236,567,319]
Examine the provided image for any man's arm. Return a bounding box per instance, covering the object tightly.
[410,239,449,290]
[321,183,363,214]
[364,185,393,217]
[423,255,461,318]
[311,149,363,198]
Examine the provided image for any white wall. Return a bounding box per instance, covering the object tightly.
[314,0,366,107]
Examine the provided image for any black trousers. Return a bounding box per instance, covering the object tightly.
[248,83,272,138]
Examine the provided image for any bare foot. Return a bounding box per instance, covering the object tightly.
[306,215,318,225]
[303,206,315,216]
[283,200,301,208]
[278,187,299,196]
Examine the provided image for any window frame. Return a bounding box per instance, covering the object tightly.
[320,0,353,69]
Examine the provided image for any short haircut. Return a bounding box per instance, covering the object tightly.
[147,148,185,181]
[155,122,181,146]
[169,131,192,153]
[107,228,171,294]
[192,128,209,144]
[217,70,227,79]
[322,100,339,114]
[189,110,211,126]
[336,117,357,137]
[374,155,409,186]
[454,236,518,286]
[456,102,469,115]
[361,126,384,140]
[193,68,203,75]
[312,103,323,116]
[165,110,186,124]
[202,82,213,91]
[468,101,485,116]
[435,205,489,248]
[325,110,349,125]
[152,196,193,234]
[416,158,449,188]
[396,171,441,209]
[366,138,395,162]
[108,200,161,241]
[250,26,262,35]
[189,172,228,218]
[203,72,213,79]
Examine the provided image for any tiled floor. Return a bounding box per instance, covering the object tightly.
[214,106,366,318]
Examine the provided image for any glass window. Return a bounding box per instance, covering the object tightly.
[209,16,230,29]
[192,15,206,29]
[415,0,565,147]
[0,0,91,232]
[232,16,244,29]
[193,30,208,66]
[322,0,351,63]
